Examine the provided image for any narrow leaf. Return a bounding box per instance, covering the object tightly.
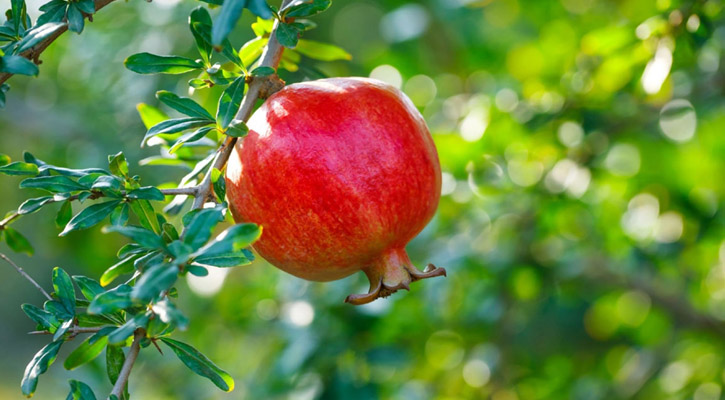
[21,340,64,396]
[125,53,202,74]
[216,75,246,129]
[64,335,108,370]
[160,338,235,392]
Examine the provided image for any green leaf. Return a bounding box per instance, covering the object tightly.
[106,345,125,384]
[64,335,108,370]
[251,66,275,76]
[11,0,25,33]
[152,298,189,330]
[182,208,224,249]
[128,199,161,234]
[144,117,214,143]
[0,161,39,176]
[5,227,34,256]
[195,223,261,256]
[67,4,85,33]
[20,176,86,193]
[66,379,97,400]
[56,201,73,228]
[193,249,254,267]
[162,223,180,242]
[0,154,10,166]
[76,313,119,328]
[189,6,213,63]
[103,225,164,249]
[72,276,104,302]
[44,299,73,320]
[276,22,301,48]
[136,103,169,130]
[156,90,214,120]
[295,39,352,61]
[282,0,331,18]
[131,263,179,302]
[247,0,272,18]
[18,196,54,215]
[108,313,150,345]
[14,23,65,53]
[211,0,248,46]
[169,126,216,154]
[107,152,128,178]
[110,203,129,226]
[76,0,95,14]
[90,175,122,192]
[160,338,235,392]
[239,37,267,67]
[216,75,246,129]
[125,53,203,74]
[212,168,227,201]
[21,340,64,397]
[87,284,133,315]
[225,119,248,137]
[52,267,76,314]
[21,303,60,332]
[60,200,122,236]
[127,187,165,201]
[0,54,38,76]
[53,318,74,341]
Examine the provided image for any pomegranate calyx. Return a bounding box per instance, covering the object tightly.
[344,248,446,305]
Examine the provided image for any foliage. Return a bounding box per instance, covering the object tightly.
[1,0,724,400]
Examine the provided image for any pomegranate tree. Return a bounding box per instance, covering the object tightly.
[226,77,446,304]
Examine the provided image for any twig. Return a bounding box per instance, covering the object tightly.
[28,326,106,335]
[0,211,21,229]
[0,0,119,86]
[191,0,293,210]
[110,329,144,398]
[159,187,198,196]
[0,253,52,301]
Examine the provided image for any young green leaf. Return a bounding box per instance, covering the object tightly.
[127,187,166,201]
[275,22,301,48]
[64,335,108,370]
[110,203,129,226]
[216,75,246,129]
[194,223,261,256]
[87,284,133,315]
[67,4,84,33]
[72,276,105,301]
[21,303,60,332]
[131,263,179,302]
[160,338,235,392]
[295,39,352,61]
[52,267,76,314]
[108,152,129,178]
[21,340,64,397]
[169,126,216,154]
[106,344,125,384]
[0,54,39,76]
[225,119,248,137]
[0,161,39,176]
[66,379,97,400]
[60,200,122,236]
[103,225,164,249]
[56,201,73,228]
[144,117,214,143]
[190,6,213,64]
[20,176,86,193]
[193,249,254,268]
[5,227,34,256]
[211,0,246,46]
[182,208,224,249]
[239,37,267,67]
[107,313,150,345]
[18,196,54,215]
[125,53,203,74]
[156,90,214,120]
[128,199,161,234]
[281,0,331,18]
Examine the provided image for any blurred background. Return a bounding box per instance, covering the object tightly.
[2,0,725,398]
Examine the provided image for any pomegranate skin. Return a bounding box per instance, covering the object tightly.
[225,77,444,303]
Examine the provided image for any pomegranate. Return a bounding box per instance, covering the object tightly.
[225,77,445,304]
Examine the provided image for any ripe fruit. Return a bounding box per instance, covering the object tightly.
[225,77,445,304]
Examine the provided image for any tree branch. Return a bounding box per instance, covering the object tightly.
[28,326,105,335]
[0,0,119,86]
[110,329,144,398]
[191,0,293,210]
[0,253,52,301]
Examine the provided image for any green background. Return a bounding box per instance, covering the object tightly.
[1,0,725,399]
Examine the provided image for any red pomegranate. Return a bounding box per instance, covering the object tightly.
[225,77,445,304]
